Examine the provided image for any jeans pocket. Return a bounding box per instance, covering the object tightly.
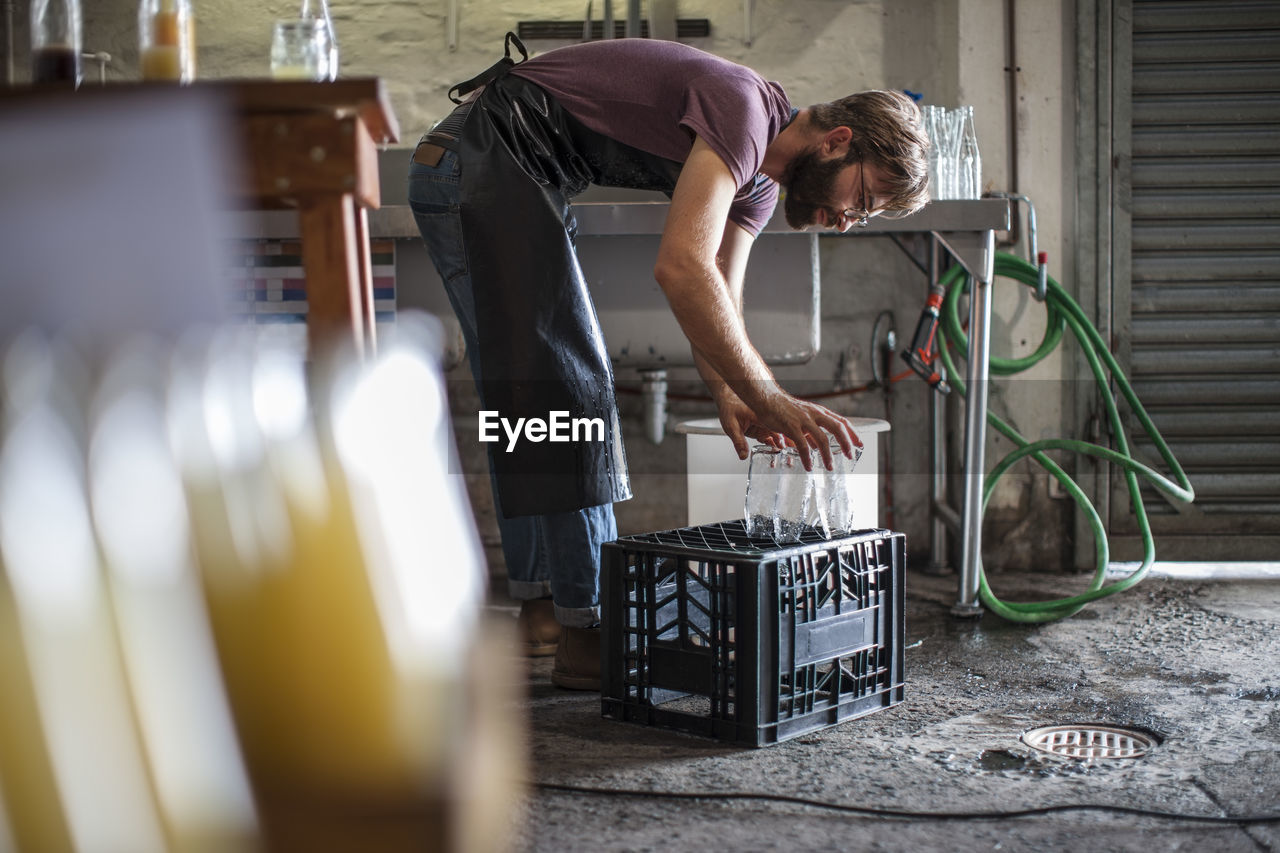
[412,206,468,285]
[408,154,468,284]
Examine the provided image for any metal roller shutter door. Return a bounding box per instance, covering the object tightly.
[1112,0,1280,556]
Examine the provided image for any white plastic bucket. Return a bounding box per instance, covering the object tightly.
[674,417,890,529]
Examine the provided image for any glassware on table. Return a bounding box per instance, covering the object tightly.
[922,104,983,201]
[922,105,945,201]
[936,106,961,201]
[139,0,196,83]
[270,18,328,81]
[30,0,82,88]
[300,0,339,80]
[956,105,982,199]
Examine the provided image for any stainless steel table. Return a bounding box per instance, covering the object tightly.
[832,199,1011,616]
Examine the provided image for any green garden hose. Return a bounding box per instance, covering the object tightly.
[935,252,1195,622]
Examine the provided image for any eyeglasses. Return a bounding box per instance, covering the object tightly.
[840,162,871,228]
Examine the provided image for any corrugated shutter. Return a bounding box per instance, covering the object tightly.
[1113,0,1280,553]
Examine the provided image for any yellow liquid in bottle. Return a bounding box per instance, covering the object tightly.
[191,457,443,803]
[141,10,194,81]
[0,574,75,853]
[141,45,182,80]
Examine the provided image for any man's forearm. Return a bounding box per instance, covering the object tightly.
[691,344,733,403]
[655,136,781,410]
[662,269,777,407]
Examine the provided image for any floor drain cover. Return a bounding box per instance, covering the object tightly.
[1022,724,1155,760]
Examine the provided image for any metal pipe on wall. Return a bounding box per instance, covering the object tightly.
[1002,0,1023,248]
[2,0,14,85]
[640,370,667,445]
[1005,0,1020,195]
[625,0,641,38]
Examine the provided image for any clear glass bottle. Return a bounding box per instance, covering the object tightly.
[957,105,982,200]
[139,0,196,83]
[922,105,944,201]
[30,0,81,88]
[300,0,338,80]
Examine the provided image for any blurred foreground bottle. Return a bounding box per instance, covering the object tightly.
[30,0,81,87]
[88,339,261,853]
[0,334,169,852]
[174,321,520,852]
[139,0,196,82]
[0,323,520,852]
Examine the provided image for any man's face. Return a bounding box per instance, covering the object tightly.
[780,148,878,232]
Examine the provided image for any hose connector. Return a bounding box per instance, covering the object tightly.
[1035,251,1049,302]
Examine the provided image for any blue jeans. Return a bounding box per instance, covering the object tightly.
[408,149,614,627]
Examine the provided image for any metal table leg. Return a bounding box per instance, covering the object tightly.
[927,237,954,573]
[935,228,996,616]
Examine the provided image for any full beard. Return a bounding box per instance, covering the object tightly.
[780,149,850,229]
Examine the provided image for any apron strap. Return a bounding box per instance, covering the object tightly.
[448,32,529,105]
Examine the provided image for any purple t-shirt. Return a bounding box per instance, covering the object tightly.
[510,40,792,235]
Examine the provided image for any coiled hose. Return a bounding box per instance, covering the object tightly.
[935,252,1195,622]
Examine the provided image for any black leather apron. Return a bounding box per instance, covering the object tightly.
[428,34,685,518]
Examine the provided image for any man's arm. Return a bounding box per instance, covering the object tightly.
[689,218,786,457]
[689,217,751,401]
[655,136,859,469]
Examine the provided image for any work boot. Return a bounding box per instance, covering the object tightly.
[550,625,601,691]
[516,598,560,657]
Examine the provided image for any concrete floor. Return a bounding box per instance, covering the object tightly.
[502,569,1280,852]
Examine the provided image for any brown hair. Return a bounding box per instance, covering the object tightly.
[807,90,931,215]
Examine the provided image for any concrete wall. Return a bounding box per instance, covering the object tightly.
[12,0,1079,572]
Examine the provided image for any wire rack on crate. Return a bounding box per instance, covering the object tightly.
[601,520,905,747]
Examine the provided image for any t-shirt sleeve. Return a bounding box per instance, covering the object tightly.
[728,175,779,236]
[680,72,779,236]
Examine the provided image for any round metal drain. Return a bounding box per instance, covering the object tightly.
[1022,724,1156,760]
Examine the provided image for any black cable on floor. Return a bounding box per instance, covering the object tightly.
[534,781,1280,825]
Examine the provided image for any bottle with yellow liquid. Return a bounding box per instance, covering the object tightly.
[139,0,195,82]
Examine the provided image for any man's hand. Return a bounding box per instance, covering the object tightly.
[712,383,861,472]
[712,384,784,460]
[747,386,862,471]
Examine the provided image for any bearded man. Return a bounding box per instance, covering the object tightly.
[408,34,929,690]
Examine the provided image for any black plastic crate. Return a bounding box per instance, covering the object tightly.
[601,520,905,747]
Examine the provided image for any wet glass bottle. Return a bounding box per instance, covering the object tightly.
[30,0,81,88]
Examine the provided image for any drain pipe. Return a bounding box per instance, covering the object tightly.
[640,369,667,445]
[624,0,641,38]
[1001,0,1023,248]
[2,0,14,86]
